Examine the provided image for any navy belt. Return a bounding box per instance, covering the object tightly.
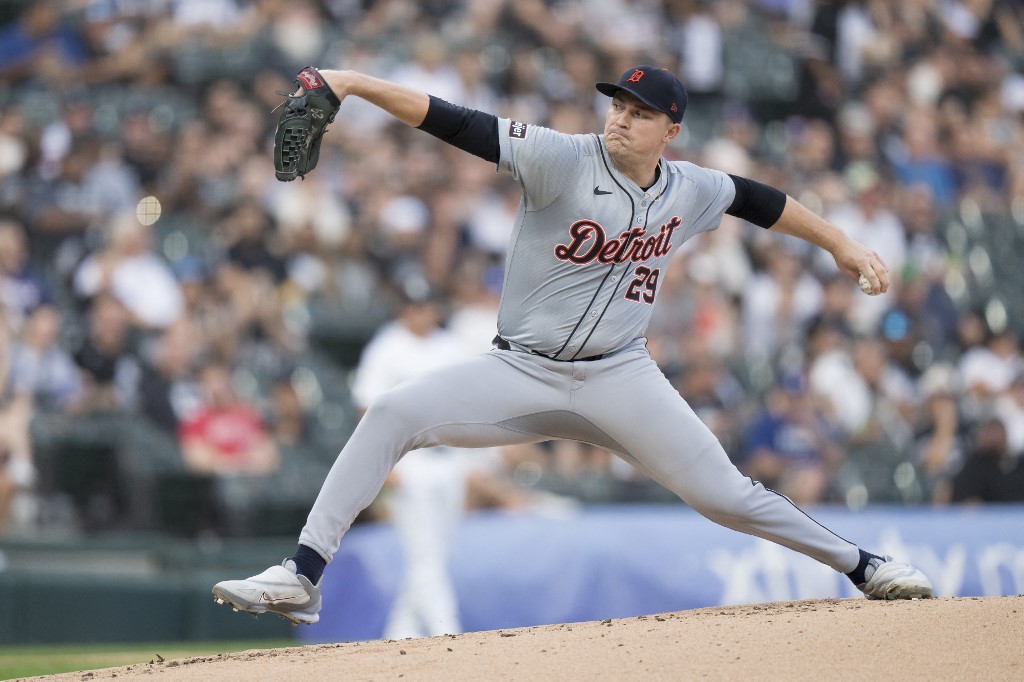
[493,335,606,362]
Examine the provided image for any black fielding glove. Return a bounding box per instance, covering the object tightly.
[273,66,341,181]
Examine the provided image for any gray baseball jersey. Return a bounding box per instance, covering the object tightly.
[298,119,862,579]
[495,120,733,359]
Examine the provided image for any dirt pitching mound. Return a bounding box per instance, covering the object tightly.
[30,596,1023,681]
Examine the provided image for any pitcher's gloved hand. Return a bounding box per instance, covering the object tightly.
[273,66,341,181]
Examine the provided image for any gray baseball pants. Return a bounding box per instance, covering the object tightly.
[299,338,861,574]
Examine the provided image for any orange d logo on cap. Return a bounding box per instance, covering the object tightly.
[627,70,645,83]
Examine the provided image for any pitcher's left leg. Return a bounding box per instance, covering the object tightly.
[576,348,860,573]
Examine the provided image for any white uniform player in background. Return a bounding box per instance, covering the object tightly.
[352,282,468,639]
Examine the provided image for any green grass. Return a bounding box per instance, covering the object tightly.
[0,640,294,680]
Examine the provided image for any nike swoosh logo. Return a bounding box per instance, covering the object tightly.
[594,187,612,195]
[261,591,309,604]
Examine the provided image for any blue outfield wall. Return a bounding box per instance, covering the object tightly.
[299,504,1024,643]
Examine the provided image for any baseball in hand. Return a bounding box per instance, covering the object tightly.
[858,273,876,295]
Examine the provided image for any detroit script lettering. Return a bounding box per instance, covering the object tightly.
[553,216,681,265]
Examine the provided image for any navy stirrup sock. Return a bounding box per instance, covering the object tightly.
[292,544,327,584]
[846,548,882,585]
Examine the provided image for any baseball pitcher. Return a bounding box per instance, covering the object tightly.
[213,64,932,625]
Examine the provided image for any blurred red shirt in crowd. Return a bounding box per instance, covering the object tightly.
[178,362,278,475]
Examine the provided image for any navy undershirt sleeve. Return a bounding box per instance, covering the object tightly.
[726,174,787,229]
[416,95,499,163]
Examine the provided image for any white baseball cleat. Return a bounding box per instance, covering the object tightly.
[857,555,934,600]
[212,559,322,624]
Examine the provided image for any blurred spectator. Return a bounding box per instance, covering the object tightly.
[72,293,140,412]
[888,185,960,355]
[741,243,823,361]
[211,259,298,374]
[173,257,233,364]
[220,199,287,283]
[827,163,908,275]
[137,320,203,437]
[462,175,521,257]
[785,119,838,187]
[958,326,1021,424]
[118,106,174,194]
[738,373,843,506]
[178,361,279,476]
[25,118,141,270]
[995,372,1024,456]
[268,173,352,288]
[890,107,957,207]
[849,337,916,447]
[10,304,83,414]
[875,263,959,375]
[805,318,869,436]
[37,91,94,182]
[681,251,742,359]
[695,206,753,293]
[0,218,53,330]
[838,336,922,502]
[667,0,725,101]
[446,254,502,357]
[267,377,314,451]
[817,165,907,335]
[942,418,1024,504]
[807,272,857,338]
[897,185,948,277]
[452,45,501,113]
[0,1,87,85]
[390,32,465,104]
[22,135,105,266]
[72,212,184,330]
[0,105,27,213]
[835,100,880,168]
[0,310,35,534]
[913,364,965,502]
[212,201,301,368]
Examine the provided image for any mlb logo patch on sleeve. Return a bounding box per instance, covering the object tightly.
[509,121,528,139]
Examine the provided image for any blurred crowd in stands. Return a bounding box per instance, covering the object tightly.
[0,0,1023,538]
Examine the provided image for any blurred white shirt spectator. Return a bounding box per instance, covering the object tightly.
[741,245,823,359]
[809,344,871,435]
[823,164,907,332]
[10,306,84,413]
[675,7,724,93]
[389,33,466,106]
[463,183,519,256]
[835,2,875,83]
[73,213,184,329]
[995,375,1024,457]
[174,0,242,29]
[958,331,1021,399]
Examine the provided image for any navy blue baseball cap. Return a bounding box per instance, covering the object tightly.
[596,65,688,124]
